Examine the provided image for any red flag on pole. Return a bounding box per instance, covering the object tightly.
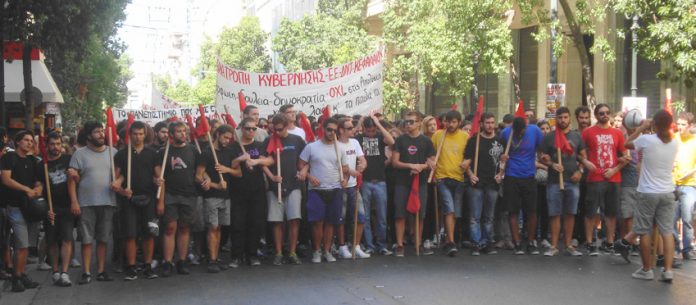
[665,88,673,115]
[223,113,237,129]
[316,105,330,139]
[266,133,284,155]
[470,96,485,134]
[406,174,421,214]
[450,103,458,111]
[554,129,574,155]
[105,107,119,146]
[514,99,526,120]
[197,104,211,136]
[299,112,315,142]
[238,91,248,115]
[169,116,179,122]
[185,114,199,139]
[124,113,135,145]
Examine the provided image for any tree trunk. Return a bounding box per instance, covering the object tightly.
[558,0,596,110]
[23,43,34,130]
[509,60,522,109]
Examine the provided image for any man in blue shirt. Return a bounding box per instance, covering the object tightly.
[500,117,544,255]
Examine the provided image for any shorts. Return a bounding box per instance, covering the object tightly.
[546,183,580,216]
[79,205,116,244]
[503,176,538,214]
[584,181,619,217]
[5,207,40,249]
[632,192,676,235]
[437,178,465,217]
[267,189,302,222]
[204,197,231,227]
[342,187,366,224]
[620,187,639,219]
[394,183,427,219]
[307,189,343,224]
[163,193,198,226]
[120,195,156,239]
[45,208,77,244]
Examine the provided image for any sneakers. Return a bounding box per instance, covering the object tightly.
[70,258,81,268]
[312,251,322,264]
[143,264,158,279]
[161,262,173,277]
[683,249,696,260]
[660,269,673,283]
[481,245,497,255]
[364,248,374,255]
[12,276,25,292]
[355,245,371,259]
[323,251,337,263]
[395,246,405,257]
[421,246,434,256]
[565,246,583,257]
[52,272,61,283]
[38,261,52,271]
[471,247,480,256]
[423,239,433,250]
[248,256,261,266]
[56,272,72,287]
[21,273,39,289]
[585,243,599,256]
[207,261,221,273]
[600,242,616,255]
[614,239,631,263]
[632,268,654,280]
[228,258,241,269]
[514,243,525,255]
[527,240,540,255]
[444,242,458,257]
[379,248,393,256]
[176,261,190,275]
[273,254,284,266]
[338,245,352,259]
[124,265,138,281]
[544,247,559,257]
[79,272,92,284]
[188,254,201,266]
[288,252,302,265]
[541,239,551,248]
[97,272,114,281]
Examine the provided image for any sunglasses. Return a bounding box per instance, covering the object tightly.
[325,127,336,133]
[274,127,285,132]
[342,126,354,131]
[244,127,258,132]
[597,111,610,116]
[404,120,416,125]
[259,124,268,129]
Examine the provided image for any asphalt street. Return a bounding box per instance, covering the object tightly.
[1,246,694,305]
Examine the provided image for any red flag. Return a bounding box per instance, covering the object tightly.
[105,107,119,146]
[223,113,237,129]
[450,103,458,111]
[470,96,485,134]
[554,129,574,155]
[316,105,331,139]
[266,133,283,155]
[197,104,211,136]
[299,112,315,142]
[435,116,443,130]
[406,174,421,214]
[169,116,179,122]
[124,113,135,145]
[665,88,673,115]
[357,174,363,189]
[39,134,48,164]
[185,114,198,139]
[514,99,526,119]
[238,91,248,114]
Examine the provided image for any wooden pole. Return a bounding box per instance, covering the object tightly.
[127,138,132,190]
[276,148,282,204]
[415,209,420,256]
[333,133,344,184]
[193,138,201,154]
[428,131,447,183]
[39,118,54,225]
[352,187,360,260]
[207,132,224,182]
[557,147,564,190]
[433,185,440,248]
[473,132,481,175]
[156,140,170,199]
[106,126,116,181]
[224,105,246,154]
[501,130,514,170]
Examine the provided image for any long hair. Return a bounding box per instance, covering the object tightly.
[653,110,673,144]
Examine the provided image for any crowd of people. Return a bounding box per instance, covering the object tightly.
[0,102,691,292]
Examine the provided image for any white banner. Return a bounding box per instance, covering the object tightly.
[112,105,218,126]
[215,50,384,118]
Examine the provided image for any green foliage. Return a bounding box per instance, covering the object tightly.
[383,56,417,115]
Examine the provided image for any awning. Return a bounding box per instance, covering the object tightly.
[3,60,64,103]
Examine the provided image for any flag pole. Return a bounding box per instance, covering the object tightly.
[156,140,170,199]
[225,105,246,155]
[351,185,360,260]
[40,116,54,225]
[501,131,514,171]
[433,184,440,248]
[276,148,282,204]
[127,131,132,191]
[557,146,564,190]
[106,126,116,181]
[207,132,224,182]
[415,209,420,256]
[333,133,344,184]
[473,132,481,175]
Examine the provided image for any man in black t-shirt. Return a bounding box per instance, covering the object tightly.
[390,111,436,257]
[262,115,306,265]
[112,121,160,280]
[355,114,395,255]
[155,121,202,277]
[229,118,273,267]
[463,113,504,255]
[195,124,240,272]
[42,133,77,287]
[0,130,42,292]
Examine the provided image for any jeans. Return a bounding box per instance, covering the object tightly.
[437,178,465,218]
[675,186,696,253]
[468,184,497,247]
[361,181,388,251]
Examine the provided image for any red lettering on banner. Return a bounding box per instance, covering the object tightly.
[216,61,251,85]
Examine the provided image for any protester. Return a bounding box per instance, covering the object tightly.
[236,105,269,142]
[280,104,306,141]
[672,112,696,260]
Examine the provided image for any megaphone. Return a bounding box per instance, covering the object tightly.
[623,109,644,130]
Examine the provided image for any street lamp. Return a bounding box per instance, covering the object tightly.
[629,15,639,97]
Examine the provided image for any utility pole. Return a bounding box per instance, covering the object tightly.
[630,15,639,97]
[550,0,558,84]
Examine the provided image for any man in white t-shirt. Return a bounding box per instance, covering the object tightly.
[624,110,679,283]
[280,104,306,141]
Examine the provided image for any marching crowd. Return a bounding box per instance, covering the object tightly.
[0,102,692,293]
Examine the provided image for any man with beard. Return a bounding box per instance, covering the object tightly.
[1,130,42,292]
[573,106,592,246]
[112,121,160,280]
[155,121,201,276]
[150,121,169,151]
[42,132,77,286]
[540,107,594,256]
[68,122,118,284]
[195,124,240,272]
[581,104,629,255]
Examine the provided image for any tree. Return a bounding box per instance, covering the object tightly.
[382,0,515,114]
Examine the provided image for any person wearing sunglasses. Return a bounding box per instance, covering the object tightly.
[390,111,436,257]
[235,105,269,142]
[280,104,306,142]
[298,117,349,263]
[580,103,629,256]
[228,118,274,267]
[261,114,306,266]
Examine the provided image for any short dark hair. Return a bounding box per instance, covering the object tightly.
[405,111,423,120]
[512,117,526,135]
[338,117,352,130]
[154,121,168,133]
[214,124,235,139]
[481,112,495,122]
[271,114,288,127]
[575,106,590,118]
[130,121,147,134]
[14,130,34,143]
[278,104,294,114]
[444,110,462,122]
[47,131,62,142]
[594,103,610,117]
[83,121,104,136]
[323,117,339,128]
[243,105,258,115]
[240,117,256,128]
[502,114,514,124]
[556,106,571,117]
[168,121,186,135]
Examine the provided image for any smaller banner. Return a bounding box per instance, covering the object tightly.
[112,105,217,126]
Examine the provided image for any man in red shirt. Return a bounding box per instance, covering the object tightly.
[581,104,629,256]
